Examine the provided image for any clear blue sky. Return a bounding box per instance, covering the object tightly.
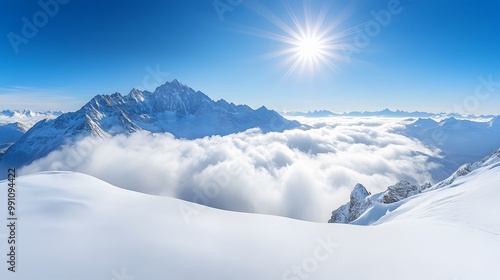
[1,0,499,114]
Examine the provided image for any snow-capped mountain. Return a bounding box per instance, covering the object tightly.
[401,116,500,180]
[404,117,500,157]
[0,110,62,153]
[0,80,301,169]
[0,122,29,154]
[329,147,500,225]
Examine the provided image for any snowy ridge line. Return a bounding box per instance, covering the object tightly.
[329,147,500,224]
[0,109,62,126]
[281,108,499,120]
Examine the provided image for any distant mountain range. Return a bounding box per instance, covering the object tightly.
[1,81,499,178]
[0,110,62,154]
[282,108,497,119]
[282,111,500,181]
[0,109,62,125]
[400,116,500,180]
[0,80,301,170]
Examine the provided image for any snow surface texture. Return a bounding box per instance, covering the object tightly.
[1,151,499,279]
[19,117,442,222]
[329,148,500,227]
[0,80,300,170]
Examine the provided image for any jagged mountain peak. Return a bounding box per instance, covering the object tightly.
[328,183,372,224]
[168,78,183,87]
[351,183,370,201]
[0,79,301,170]
[153,79,199,96]
[128,88,145,102]
[411,118,438,128]
[440,116,458,124]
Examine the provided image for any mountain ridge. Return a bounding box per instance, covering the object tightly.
[0,80,301,170]
[282,108,498,119]
[328,147,500,224]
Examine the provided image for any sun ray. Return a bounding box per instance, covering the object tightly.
[240,0,357,79]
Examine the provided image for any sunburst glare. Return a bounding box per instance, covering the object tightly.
[245,0,353,79]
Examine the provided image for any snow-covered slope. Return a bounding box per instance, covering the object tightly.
[1,162,499,279]
[328,180,430,224]
[0,123,29,153]
[0,80,301,170]
[330,148,500,227]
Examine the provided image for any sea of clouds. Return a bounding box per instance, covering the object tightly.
[20,117,442,222]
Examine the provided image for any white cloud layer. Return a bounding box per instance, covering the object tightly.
[20,117,442,222]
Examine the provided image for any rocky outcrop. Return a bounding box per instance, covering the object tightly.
[329,148,500,224]
[379,181,420,204]
[329,181,432,224]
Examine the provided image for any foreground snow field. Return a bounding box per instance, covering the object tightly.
[1,159,499,279]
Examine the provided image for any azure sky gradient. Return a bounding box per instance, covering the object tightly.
[1,0,500,114]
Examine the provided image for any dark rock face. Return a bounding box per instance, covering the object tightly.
[380,181,420,204]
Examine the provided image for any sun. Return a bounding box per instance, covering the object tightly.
[298,35,321,60]
[244,0,350,79]
[295,32,330,73]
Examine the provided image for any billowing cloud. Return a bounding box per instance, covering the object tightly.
[20,117,441,222]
